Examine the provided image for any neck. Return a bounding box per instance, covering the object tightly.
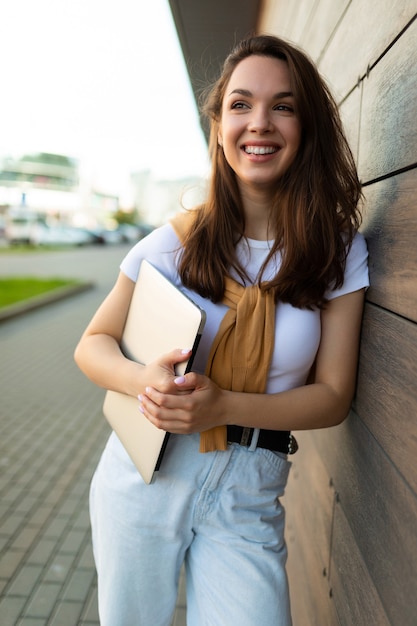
[240,189,274,241]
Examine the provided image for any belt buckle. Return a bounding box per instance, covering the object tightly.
[239,427,253,446]
[288,434,299,454]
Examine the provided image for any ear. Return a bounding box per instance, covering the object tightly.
[217,129,223,147]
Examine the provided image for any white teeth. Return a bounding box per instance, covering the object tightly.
[244,145,277,155]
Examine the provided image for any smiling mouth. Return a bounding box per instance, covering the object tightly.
[243,145,279,155]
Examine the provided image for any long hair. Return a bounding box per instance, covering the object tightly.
[177,35,362,308]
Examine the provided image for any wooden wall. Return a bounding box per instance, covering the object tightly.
[258,2,417,624]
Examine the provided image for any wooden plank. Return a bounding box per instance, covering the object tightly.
[330,503,390,625]
[339,81,362,165]
[278,0,317,43]
[318,0,417,99]
[301,0,350,63]
[361,169,417,322]
[358,19,417,182]
[285,432,335,574]
[286,532,341,626]
[259,0,350,66]
[355,303,417,492]
[284,432,339,626]
[258,0,302,40]
[311,413,417,625]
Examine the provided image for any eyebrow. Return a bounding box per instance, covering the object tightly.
[228,88,294,98]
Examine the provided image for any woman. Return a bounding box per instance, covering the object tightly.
[75,35,369,626]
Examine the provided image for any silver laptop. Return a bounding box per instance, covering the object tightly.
[103,260,206,484]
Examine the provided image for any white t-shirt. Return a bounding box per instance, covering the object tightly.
[120,223,369,395]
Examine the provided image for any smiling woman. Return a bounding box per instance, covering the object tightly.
[74,34,369,626]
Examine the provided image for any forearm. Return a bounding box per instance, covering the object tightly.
[221,382,352,431]
[74,334,145,397]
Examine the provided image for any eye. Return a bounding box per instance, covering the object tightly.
[230,100,250,110]
[274,103,295,113]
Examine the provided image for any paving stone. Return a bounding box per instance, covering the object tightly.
[26,505,54,528]
[62,568,96,603]
[59,528,86,555]
[0,595,27,626]
[0,501,11,518]
[77,543,95,570]
[0,512,26,537]
[11,526,42,551]
[4,564,42,597]
[26,538,56,566]
[0,548,26,578]
[23,582,61,618]
[0,536,10,553]
[72,508,90,530]
[79,585,99,623]
[48,600,83,625]
[41,516,68,539]
[2,484,26,505]
[43,554,74,584]
[52,499,80,517]
[15,494,46,516]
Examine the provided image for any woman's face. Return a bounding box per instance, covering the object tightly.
[218,55,302,197]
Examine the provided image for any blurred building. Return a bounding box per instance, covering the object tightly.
[0,152,119,227]
[130,170,207,226]
[0,152,79,191]
[0,153,207,234]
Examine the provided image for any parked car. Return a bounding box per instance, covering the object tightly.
[29,224,93,246]
[117,224,142,243]
[86,225,141,245]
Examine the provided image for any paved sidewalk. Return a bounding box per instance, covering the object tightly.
[0,245,186,625]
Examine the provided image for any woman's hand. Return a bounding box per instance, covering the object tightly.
[139,372,227,434]
[141,348,195,396]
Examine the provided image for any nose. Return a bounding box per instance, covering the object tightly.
[247,106,273,133]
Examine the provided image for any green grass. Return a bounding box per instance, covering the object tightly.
[0,244,67,254]
[0,276,80,308]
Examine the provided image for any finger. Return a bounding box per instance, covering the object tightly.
[160,348,192,368]
[138,392,166,424]
[174,371,201,391]
[142,386,178,409]
[139,394,192,433]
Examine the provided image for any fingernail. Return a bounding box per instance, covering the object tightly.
[181,348,192,354]
[138,394,142,402]
[138,404,144,413]
[174,376,186,385]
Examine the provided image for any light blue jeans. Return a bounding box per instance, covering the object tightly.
[90,431,292,626]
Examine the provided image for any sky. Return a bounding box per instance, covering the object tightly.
[1,0,210,198]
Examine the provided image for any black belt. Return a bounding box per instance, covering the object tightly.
[227,425,298,455]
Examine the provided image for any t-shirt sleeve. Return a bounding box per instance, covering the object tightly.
[119,223,181,283]
[326,232,370,300]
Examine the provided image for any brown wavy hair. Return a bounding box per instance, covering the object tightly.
[177,35,362,308]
